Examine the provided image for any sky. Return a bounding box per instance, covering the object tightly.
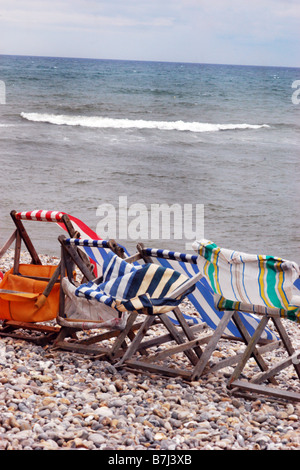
[0,0,299,67]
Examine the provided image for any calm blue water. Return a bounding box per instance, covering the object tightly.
[0,55,299,261]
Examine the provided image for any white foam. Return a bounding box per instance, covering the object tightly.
[20,112,270,133]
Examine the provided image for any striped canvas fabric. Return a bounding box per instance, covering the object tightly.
[143,248,279,339]
[74,251,195,315]
[193,239,300,323]
[15,210,65,223]
[15,210,111,277]
[62,237,281,337]
[62,240,202,325]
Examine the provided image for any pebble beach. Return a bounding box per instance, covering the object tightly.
[0,251,299,451]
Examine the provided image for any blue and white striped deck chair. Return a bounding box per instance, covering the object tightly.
[73,242,200,317]
[58,237,204,369]
[192,239,300,401]
[57,236,150,359]
[63,237,200,326]
[58,236,206,375]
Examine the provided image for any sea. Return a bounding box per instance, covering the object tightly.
[0,55,299,262]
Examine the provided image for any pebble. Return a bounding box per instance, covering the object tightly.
[0,250,299,450]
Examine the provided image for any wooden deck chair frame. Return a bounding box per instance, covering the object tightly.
[53,235,147,360]
[116,243,228,379]
[116,244,296,399]
[0,210,81,344]
[184,307,300,402]
[54,236,203,366]
[226,310,300,402]
[192,240,300,402]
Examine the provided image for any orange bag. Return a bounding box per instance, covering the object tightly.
[0,264,60,322]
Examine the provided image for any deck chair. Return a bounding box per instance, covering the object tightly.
[140,246,278,340]
[54,236,202,364]
[192,239,300,402]
[53,236,141,358]
[0,210,80,344]
[116,243,280,381]
[56,221,201,328]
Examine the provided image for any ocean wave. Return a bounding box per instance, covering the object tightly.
[20,112,270,133]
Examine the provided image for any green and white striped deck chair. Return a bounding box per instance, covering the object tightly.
[117,243,279,381]
[193,239,300,402]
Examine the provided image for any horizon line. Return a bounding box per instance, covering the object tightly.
[1,53,299,70]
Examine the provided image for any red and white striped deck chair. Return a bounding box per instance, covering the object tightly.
[0,210,82,344]
[0,209,130,351]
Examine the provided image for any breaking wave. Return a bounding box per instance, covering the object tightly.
[20,112,270,133]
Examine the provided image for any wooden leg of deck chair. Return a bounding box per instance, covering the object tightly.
[10,210,41,265]
[238,317,300,399]
[191,311,235,381]
[58,236,95,282]
[172,307,203,359]
[250,350,300,384]
[231,346,300,402]
[229,316,300,399]
[206,340,282,375]
[228,315,269,386]
[232,312,278,386]
[202,313,280,385]
[158,312,200,366]
[119,309,202,372]
[230,380,300,402]
[53,244,81,348]
[54,314,141,360]
[13,230,22,274]
[0,321,60,346]
[107,312,139,361]
[0,230,17,258]
[271,317,300,379]
[117,315,157,366]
